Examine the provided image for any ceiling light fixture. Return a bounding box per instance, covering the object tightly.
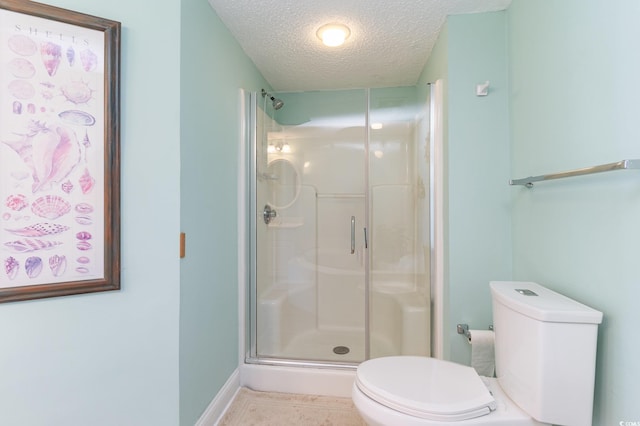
[316,23,350,47]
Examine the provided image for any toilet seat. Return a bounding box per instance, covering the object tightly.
[355,356,497,422]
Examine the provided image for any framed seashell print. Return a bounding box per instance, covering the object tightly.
[0,0,120,302]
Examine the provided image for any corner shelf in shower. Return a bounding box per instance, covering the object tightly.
[509,159,640,188]
[316,193,365,199]
[267,217,304,229]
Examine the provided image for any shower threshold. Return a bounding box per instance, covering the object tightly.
[250,328,396,366]
[245,355,358,371]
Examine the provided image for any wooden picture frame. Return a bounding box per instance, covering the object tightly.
[0,0,120,303]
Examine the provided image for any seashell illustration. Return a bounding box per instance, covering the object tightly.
[5,257,19,280]
[8,57,36,78]
[9,80,35,100]
[76,231,92,240]
[66,46,75,66]
[5,239,62,253]
[58,110,95,126]
[75,203,94,214]
[80,49,97,72]
[75,266,89,274]
[82,131,91,148]
[77,256,90,264]
[75,215,92,225]
[76,241,92,251]
[61,81,93,104]
[27,103,36,114]
[3,128,37,171]
[8,35,37,56]
[40,42,62,76]
[25,256,43,278]
[5,223,70,237]
[31,195,71,219]
[49,254,66,277]
[79,168,95,194]
[2,121,82,193]
[13,101,22,114]
[31,125,82,193]
[61,180,73,193]
[11,170,30,180]
[6,194,28,211]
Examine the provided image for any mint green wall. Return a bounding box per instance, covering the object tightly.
[508,1,640,424]
[3,2,634,424]
[0,0,181,425]
[419,12,511,365]
[179,2,269,425]
[446,12,511,366]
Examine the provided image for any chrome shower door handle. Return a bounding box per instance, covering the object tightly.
[350,216,355,254]
[363,227,368,249]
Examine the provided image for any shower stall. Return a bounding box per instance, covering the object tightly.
[246,87,431,367]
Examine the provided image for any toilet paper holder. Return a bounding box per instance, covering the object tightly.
[457,323,493,339]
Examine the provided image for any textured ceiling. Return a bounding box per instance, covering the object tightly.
[207,0,511,92]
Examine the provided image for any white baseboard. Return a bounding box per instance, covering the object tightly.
[195,369,241,426]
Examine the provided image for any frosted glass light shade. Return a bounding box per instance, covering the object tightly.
[317,23,350,47]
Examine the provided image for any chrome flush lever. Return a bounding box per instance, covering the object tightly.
[350,216,355,254]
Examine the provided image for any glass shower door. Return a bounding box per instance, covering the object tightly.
[249,87,431,365]
[252,89,368,363]
[368,87,431,359]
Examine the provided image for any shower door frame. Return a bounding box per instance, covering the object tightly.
[244,89,371,368]
[242,85,442,368]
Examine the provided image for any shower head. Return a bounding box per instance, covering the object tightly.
[271,97,285,111]
[261,89,284,110]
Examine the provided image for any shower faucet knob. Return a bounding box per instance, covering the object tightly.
[263,204,277,225]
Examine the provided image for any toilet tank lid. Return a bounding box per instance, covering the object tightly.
[490,281,603,324]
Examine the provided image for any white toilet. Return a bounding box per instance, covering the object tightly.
[353,281,603,426]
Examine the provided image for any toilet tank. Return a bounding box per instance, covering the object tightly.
[490,281,602,426]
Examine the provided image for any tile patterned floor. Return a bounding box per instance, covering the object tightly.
[219,388,367,425]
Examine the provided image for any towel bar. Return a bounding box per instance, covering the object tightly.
[509,159,640,188]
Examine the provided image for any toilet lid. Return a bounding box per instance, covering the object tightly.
[355,356,497,421]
